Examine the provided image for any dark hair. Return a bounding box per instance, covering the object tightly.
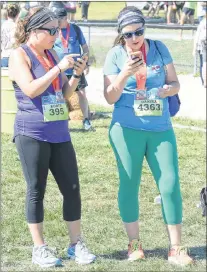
[113,6,144,47]
[113,34,125,47]
[15,7,42,47]
[6,3,20,19]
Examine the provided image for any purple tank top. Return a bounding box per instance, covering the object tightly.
[13,44,71,143]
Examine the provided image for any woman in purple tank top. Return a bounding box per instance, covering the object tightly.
[9,6,96,268]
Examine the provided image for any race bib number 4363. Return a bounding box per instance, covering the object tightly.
[134,99,163,116]
[42,93,68,122]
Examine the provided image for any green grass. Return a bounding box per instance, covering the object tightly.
[89,32,195,74]
[75,1,125,20]
[74,3,198,75]
[1,105,206,271]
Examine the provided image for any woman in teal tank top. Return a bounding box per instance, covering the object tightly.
[103,6,193,266]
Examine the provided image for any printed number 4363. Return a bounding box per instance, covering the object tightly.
[137,103,161,111]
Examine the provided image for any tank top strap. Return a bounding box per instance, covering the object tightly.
[21,44,40,71]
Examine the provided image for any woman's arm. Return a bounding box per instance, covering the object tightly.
[50,49,88,99]
[104,56,144,104]
[158,63,180,98]
[104,72,129,105]
[9,48,61,99]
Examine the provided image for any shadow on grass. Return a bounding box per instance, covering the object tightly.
[98,246,206,261]
[189,246,206,260]
[90,111,112,120]
[98,248,166,260]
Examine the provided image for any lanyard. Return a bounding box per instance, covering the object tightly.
[59,23,70,49]
[29,44,61,91]
[140,42,146,63]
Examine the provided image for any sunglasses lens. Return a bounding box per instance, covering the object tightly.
[123,28,144,39]
[51,28,59,36]
[123,32,133,39]
[135,29,144,36]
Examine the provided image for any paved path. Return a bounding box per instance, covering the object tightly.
[85,67,206,121]
[81,26,194,41]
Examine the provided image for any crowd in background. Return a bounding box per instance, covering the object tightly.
[1,1,207,87]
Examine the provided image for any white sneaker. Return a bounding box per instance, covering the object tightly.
[32,244,62,268]
[67,238,96,264]
[83,118,93,131]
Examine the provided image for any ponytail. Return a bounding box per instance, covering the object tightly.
[113,34,125,47]
[14,7,42,47]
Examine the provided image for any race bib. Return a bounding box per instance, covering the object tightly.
[134,90,163,116]
[42,91,68,122]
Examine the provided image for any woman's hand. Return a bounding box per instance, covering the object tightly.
[58,54,79,72]
[158,84,171,98]
[122,55,145,78]
[73,55,88,76]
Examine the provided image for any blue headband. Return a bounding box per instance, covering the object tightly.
[118,9,145,33]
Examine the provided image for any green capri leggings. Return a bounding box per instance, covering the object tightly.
[109,124,182,225]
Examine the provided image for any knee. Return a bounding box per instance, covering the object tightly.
[27,183,46,203]
[159,174,181,198]
[118,186,138,206]
[63,181,80,199]
[78,89,86,97]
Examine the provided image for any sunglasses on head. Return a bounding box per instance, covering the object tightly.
[122,28,145,39]
[37,27,60,36]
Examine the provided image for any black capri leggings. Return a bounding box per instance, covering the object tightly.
[15,135,81,223]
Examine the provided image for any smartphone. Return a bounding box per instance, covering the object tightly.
[81,52,88,59]
[130,51,142,61]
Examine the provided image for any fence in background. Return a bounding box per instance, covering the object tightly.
[77,22,199,75]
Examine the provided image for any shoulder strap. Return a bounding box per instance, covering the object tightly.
[72,23,81,44]
[154,40,167,74]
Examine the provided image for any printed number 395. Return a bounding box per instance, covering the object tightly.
[49,108,64,115]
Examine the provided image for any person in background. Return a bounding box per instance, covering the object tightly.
[18,3,29,20]
[166,2,174,24]
[174,2,185,24]
[197,1,207,23]
[53,8,93,131]
[79,1,90,21]
[9,6,96,268]
[146,2,158,18]
[155,2,168,18]
[193,13,207,87]
[64,1,77,22]
[103,6,193,266]
[1,7,8,24]
[1,3,20,67]
[179,1,196,39]
[49,1,65,12]
[180,1,196,25]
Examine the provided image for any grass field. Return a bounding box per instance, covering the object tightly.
[88,31,195,74]
[74,2,198,75]
[1,105,206,272]
[75,2,126,20]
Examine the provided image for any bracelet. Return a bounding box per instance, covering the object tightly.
[56,65,61,73]
[72,74,81,79]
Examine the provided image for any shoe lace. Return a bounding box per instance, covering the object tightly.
[172,246,189,256]
[129,240,140,252]
[40,246,56,258]
[77,238,90,254]
[84,118,91,126]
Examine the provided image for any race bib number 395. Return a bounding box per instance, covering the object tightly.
[134,99,163,116]
[42,93,68,122]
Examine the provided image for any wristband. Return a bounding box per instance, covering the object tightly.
[56,65,61,73]
[72,74,81,79]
